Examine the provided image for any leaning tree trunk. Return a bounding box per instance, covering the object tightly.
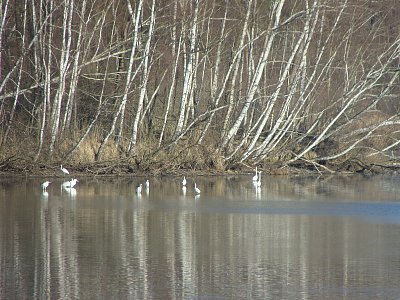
[174,0,199,138]
[127,0,156,154]
[221,0,286,152]
[49,0,74,155]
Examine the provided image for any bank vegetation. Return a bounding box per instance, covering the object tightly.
[1,0,400,175]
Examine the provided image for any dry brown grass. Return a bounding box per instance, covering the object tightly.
[2,111,399,175]
[132,138,226,174]
[338,110,400,163]
[74,135,120,163]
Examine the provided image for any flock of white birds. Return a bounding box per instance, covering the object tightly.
[41,166,202,197]
[41,167,261,196]
[41,165,79,192]
[135,175,201,197]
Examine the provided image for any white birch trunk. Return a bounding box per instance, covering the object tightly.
[158,35,183,146]
[0,0,10,83]
[49,0,74,154]
[62,0,87,133]
[198,2,228,144]
[127,0,156,153]
[221,0,286,150]
[289,59,399,164]
[34,0,47,161]
[115,0,143,144]
[174,0,199,138]
[241,1,316,161]
[222,0,253,136]
[1,0,28,148]
[96,0,144,160]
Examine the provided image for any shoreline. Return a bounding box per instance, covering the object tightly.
[1,157,399,178]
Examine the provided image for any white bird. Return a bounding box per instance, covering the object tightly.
[69,178,79,187]
[136,183,142,195]
[252,166,258,182]
[60,165,70,175]
[145,179,150,189]
[194,182,201,195]
[42,181,51,190]
[62,178,79,188]
[182,176,187,186]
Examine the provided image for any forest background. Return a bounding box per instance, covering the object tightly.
[1,0,400,176]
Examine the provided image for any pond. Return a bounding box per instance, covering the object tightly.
[1,174,400,299]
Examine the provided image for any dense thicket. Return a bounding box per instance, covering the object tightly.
[1,0,400,172]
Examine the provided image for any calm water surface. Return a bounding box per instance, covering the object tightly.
[1,175,400,299]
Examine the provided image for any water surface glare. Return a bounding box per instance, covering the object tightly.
[1,175,400,299]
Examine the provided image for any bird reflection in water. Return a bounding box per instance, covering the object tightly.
[41,191,49,200]
[182,186,187,196]
[63,186,77,199]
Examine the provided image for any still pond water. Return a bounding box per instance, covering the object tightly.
[1,175,400,299]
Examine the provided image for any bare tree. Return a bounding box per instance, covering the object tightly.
[127,0,156,154]
[221,0,286,150]
[1,0,399,170]
[95,0,144,160]
[174,0,199,138]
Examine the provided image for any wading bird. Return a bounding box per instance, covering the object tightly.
[60,165,70,175]
[136,183,142,195]
[182,176,187,186]
[194,182,201,195]
[62,178,79,188]
[252,167,258,182]
[42,181,51,191]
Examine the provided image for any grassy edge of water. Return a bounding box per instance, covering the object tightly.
[1,132,400,177]
[1,155,399,178]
